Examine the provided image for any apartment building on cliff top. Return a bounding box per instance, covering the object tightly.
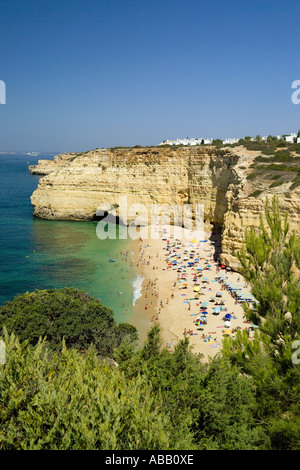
[159,132,300,146]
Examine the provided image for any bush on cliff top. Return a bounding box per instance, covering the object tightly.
[0,287,138,356]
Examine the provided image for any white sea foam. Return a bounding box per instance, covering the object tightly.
[132,274,144,306]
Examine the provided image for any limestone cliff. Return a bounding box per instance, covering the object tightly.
[30,146,300,270]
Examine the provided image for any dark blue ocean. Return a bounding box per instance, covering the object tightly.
[0,153,147,333]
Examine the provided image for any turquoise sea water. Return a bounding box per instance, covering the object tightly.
[0,153,147,332]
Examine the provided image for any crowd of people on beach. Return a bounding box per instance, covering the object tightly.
[135,227,257,354]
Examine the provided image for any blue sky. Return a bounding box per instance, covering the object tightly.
[0,0,300,152]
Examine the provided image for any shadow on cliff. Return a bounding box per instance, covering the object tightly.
[208,223,222,263]
[208,157,236,264]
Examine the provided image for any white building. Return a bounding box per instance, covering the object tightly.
[222,138,239,145]
[158,137,212,146]
[285,133,297,143]
[160,131,300,147]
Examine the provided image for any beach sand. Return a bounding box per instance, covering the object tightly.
[132,224,255,361]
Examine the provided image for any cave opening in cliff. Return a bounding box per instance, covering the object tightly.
[92,211,126,226]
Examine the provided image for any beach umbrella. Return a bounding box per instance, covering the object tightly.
[225,321,231,327]
[202,277,209,282]
[216,292,222,297]
[223,329,231,335]
[194,286,200,292]
[201,311,208,315]
[214,307,220,314]
[201,301,209,308]
[224,314,231,320]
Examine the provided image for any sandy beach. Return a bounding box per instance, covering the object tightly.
[132,224,256,361]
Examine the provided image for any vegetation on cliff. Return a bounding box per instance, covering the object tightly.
[0,330,189,450]
[0,287,138,356]
[0,198,299,450]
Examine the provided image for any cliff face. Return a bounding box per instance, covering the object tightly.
[221,193,300,269]
[30,147,239,223]
[30,146,300,269]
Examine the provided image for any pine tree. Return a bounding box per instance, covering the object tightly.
[0,329,194,450]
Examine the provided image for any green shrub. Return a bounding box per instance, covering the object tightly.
[288,143,300,154]
[271,174,282,180]
[0,288,138,356]
[276,141,287,148]
[269,180,283,188]
[255,164,299,172]
[0,330,183,450]
[255,151,297,163]
[273,151,293,162]
[248,189,263,198]
[261,149,275,156]
[290,176,300,191]
[255,156,270,162]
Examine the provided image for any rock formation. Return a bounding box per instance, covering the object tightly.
[29,153,77,175]
[30,146,300,270]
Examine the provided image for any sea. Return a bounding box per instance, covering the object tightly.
[0,153,148,336]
